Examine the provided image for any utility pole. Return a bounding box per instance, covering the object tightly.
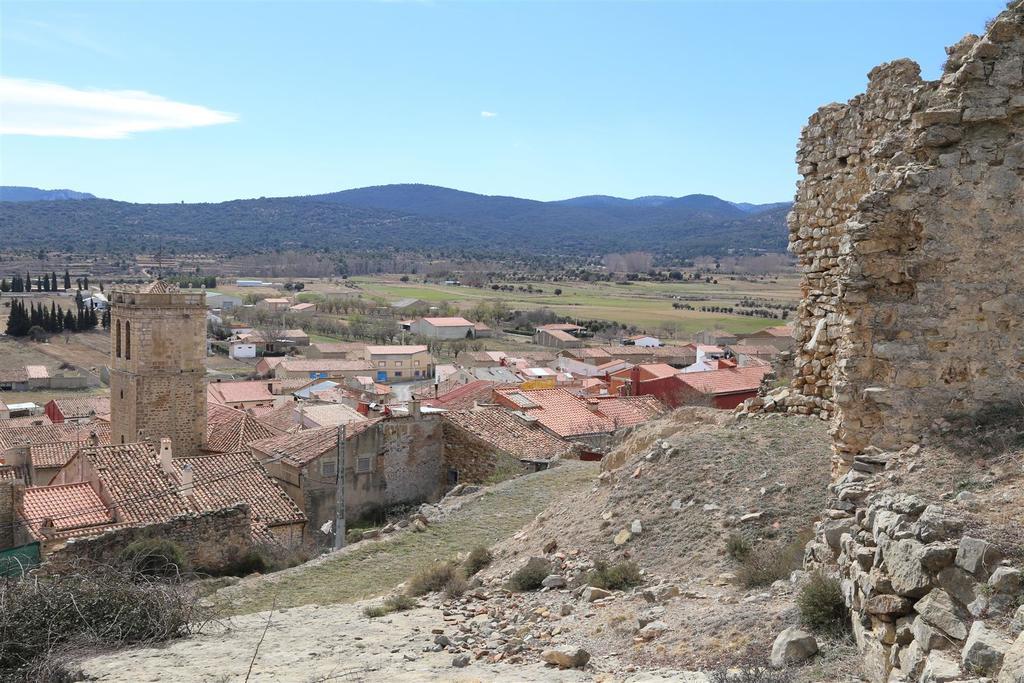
[333,423,347,550]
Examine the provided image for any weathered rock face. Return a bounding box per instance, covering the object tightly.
[787,0,1024,474]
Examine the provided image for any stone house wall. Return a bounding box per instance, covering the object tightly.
[441,421,530,486]
[0,480,15,549]
[43,503,254,574]
[289,414,446,531]
[787,4,1024,474]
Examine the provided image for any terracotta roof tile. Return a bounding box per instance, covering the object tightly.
[278,359,374,373]
[48,397,111,419]
[422,380,497,410]
[0,422,110,452]
[207,381,275,405]
[420,317,474,327]
[493,387,665,438]
[365,345,429,355]
[250,420,379,468]
[677,366,769,396]
[443,408,575,462]
[206,403,282,453]
[21,482,115,534]
[176,452,305,529]
[81,442,193,524]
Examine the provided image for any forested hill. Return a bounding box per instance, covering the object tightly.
[0,184,791,257]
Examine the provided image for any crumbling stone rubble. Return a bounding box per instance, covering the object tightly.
[747,0,1024,478]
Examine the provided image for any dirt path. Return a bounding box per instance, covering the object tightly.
[78,599,706,683]
[218,461,598,616]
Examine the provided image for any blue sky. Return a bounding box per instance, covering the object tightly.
[0,1,1006,204]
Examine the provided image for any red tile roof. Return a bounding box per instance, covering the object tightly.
[208,381,275,405]
[278,359,374,373]
[493,387,665,438]
[207,403,282,453]
[541,329,578,342]
[250,420,379,468]
[443,408,576,462]
[423,380,497,410]
[81,443,194,524]
[176,451,305,530]
[48,397,111,420]
[21,482,114,535]
[677,366,770,396]
[0,422,111,452]
[250,402,302,432]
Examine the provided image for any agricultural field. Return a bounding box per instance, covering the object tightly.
[345,274,799,336]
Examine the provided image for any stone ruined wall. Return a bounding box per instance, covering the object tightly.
[379,413,445,508]
[807,449,1024,683]
[109,285,207,456]
[441,421,530,486]
[43,504,254,574]
[787,1,1024,475]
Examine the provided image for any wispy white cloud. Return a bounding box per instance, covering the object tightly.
[0,77,238,139]
[480,110,498,119]
[7,19,120,58]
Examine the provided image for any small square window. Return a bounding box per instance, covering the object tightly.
[357,457,371,473]
[322,460,336,477]
[395,361,402,367]
[394,371,402,377]
[413,360,420,367]
[378,361,386,368]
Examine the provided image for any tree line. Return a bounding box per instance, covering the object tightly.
[4,294,101,338]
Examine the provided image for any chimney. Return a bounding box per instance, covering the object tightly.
[180,463,195,498]
[88,431,99,447]
[630,365,642,396]
[409,398,421,418]
[586,398,600,412]
[356,401,370,416]
[158,438,173,475]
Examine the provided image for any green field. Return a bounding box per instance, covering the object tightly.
[344,275,798,335]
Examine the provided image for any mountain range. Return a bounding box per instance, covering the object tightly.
[0,184,791,257]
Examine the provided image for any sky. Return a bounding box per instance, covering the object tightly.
[0,0,1008,205]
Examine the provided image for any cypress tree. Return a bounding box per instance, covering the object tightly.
[51,271,58,291]
[64,269,71,290]
[64,309,76,332]
[25,272,31,292]
[0,278,8,292]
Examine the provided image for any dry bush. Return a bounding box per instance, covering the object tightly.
[735,535,808,588]
[726,534,752,562]
[508,557,551,592]
[406,562,460,597]
[118,538,190,578]
[362,593,417,619]
[443,574,468,598]
[586,559,642,590]
[0,561,206,681]
[463,546,492,577]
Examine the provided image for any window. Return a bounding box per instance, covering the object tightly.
[394,361,402,367]
[378,361,386,368]
[321,460,336,477]
[394,371,402,378]
[414,370,420,378]
[124,321,131,360]
[413,360,420,367]
[356,456,371,473]
[115,320,122,358]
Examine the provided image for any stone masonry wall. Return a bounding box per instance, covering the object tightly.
[787,1,1024,474]
[44,503,254,574]
[110,285,207,456]
[441,421,530,486]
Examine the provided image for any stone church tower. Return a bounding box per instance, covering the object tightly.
[109,280,207,455]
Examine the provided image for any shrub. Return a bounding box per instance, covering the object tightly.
[0,562,204,680]
[736,535,808,588]
[463,546,492,577]
[798,572,849,635]
[586,560,642,590]
[407,562,460,597]
[709,664,793,683]
[362,593,417,619]
[726,534,752,562]
[346,528,364,545]
[508,557,550,592]
[118,538,190,578]
[443,574,468,598]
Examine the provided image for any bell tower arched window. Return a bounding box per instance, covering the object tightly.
[115,320,122,358]
[125,321,132,360]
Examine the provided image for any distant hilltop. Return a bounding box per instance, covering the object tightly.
[0,182,791,257]
[0,186,97,202]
